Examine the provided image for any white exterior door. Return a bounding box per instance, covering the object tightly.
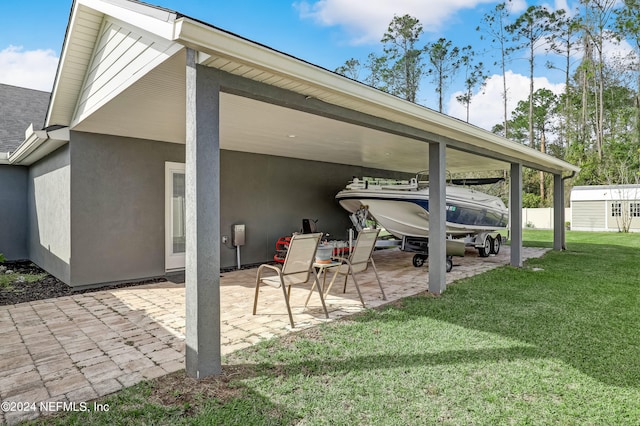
[165,162,186,270]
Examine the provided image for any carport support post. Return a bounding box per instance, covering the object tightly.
[553,173,565,250]
[185,48,222,378]
[510,163,523,267]
[428,142,447,295]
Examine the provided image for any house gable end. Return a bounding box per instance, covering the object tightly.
[72,16,182,127]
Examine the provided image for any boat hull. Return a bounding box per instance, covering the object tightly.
[336,187,508,239]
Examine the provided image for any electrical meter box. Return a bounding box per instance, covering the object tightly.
[233,224,245,246]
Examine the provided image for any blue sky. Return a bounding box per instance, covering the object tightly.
[1,1,528,77]
[0,0,615,130]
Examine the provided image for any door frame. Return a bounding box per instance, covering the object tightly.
[165,161,186,271]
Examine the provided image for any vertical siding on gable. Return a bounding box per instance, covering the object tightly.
[74,17,180,124]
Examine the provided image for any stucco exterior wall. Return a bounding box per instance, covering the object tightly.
[66,131,408,287]
[69,132,185,287]
[27,145,71,283]
[0,165,28,260]
[219,150,404,268]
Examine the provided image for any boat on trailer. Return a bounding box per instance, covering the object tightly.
[335,172,509,265]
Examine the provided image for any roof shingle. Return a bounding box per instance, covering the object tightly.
[0,84,50,153]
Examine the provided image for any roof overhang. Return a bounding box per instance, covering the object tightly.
[7,125,70,166]
[38,0,579,176]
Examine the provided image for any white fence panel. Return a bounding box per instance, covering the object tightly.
[522,208,571,229]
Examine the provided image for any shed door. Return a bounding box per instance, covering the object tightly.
[165,162,186,270]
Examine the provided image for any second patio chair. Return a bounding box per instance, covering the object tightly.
[324,228,387,306]
[253,232,329,328]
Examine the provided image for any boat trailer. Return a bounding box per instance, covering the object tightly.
[402,230,505,271]
[401,236,465,272]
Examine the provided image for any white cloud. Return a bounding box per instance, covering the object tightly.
[509,0,528,13]
[447,70,565,131]
[295,0,498,44]
[540,0,572,12]
[553,0,570,11]
[603,33,637,64]
[0,45,58,92]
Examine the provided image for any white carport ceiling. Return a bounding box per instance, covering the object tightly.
[72,51,508,174]
[219,94,508,174]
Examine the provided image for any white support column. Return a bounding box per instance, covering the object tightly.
[553,174,565,251]
[185,48,221,378]
[428,142,447,295]
[510,163,523,267]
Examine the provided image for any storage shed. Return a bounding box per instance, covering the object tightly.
[571,185,640,232]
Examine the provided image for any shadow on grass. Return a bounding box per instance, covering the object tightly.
[194,387,301,426]
[344,241,640,389]
[31,366,301,426]
[250,345,542,378]
[228,240,640,392]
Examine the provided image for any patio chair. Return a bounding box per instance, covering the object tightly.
[253,232,329,328]
[324,228,387,306]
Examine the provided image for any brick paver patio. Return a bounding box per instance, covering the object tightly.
[0,246,546,424]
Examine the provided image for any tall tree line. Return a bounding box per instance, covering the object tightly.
[335,1,640,207]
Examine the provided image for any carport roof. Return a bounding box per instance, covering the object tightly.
[15,0,579,176]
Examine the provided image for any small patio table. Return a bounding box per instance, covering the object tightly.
[304,260,342,307]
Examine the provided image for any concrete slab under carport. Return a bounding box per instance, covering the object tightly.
[0,245,547,425]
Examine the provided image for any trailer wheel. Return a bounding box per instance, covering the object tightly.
[446,256,453,273]
[412,254,427,267]
[478,235,492,257]
[490,234,501,255]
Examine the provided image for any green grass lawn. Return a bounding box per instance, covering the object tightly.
[34,230,640,425]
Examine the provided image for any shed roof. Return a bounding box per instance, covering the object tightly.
[0,84,50,153]
[571,185,640,202]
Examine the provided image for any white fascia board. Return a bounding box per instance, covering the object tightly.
[47,127,70,141]
[173,17,580,175]
[0,152,9,164]
[174,18,449,122]
[79,0,177,39]
[8,127,70,166]
[9,129,48,164]
[46,2,85,128]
